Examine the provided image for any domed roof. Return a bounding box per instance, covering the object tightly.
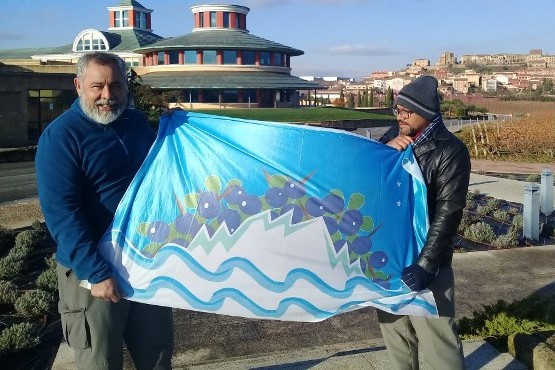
[134,30,303,56]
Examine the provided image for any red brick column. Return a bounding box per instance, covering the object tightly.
[109,11,115,28]
[129,10,136,27]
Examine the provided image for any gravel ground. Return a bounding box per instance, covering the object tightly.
[0,197,43,230]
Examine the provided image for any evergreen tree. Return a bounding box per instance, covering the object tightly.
[347,94,355,108]
[369,89,374,107]
[363,87,369,107]
[357,91,362,107]
[340,88,345,107]
[385,87,393,108]
[385,87,394,108]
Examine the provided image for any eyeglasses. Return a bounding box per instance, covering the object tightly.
[393,107,414,119]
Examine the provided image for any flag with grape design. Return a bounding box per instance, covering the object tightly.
[97,110,437,321]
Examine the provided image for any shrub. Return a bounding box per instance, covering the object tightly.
[466,189,481,202]
[36,253,58,292]
[512,214,524,228]
[0,256,24,279]
[492,233,518,249]
[486,197,501,208]
[14,230,41,250]
[30,220,43,232]
[463,222,496,244]
[476,205,490,216]
[45,253,57,270]
[0,280,18,304]
[492,209,509,221]
[14,290,55,316]
[525,174,540,183]
[6,244,32,261]
[0,322,40,354]
[36,269,57,292]
[458,296,555,340]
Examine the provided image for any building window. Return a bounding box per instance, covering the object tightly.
[210,12,217,27]
[27,89,76,140]
[115,10,129,27]
[168,50,180,64]
[125,58,139,67]
[223,50,237,65]
[242,50,255,65]
[199,12,204,27]
[92,38,105,51]
[202,50,217,64]
[136,11,147,29]
[182,90,199,103]
[244,89,257,103]
[158,52,165,65]
[236,14,241,28]
[223,90,239,103]
[73,30,109,52]
[274,53,283,66]
[184,50,197,64]
[223,12,230,28]
[260,51,271,65]
[203,89,220,103]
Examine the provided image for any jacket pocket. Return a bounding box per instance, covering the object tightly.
[58,302,90,349]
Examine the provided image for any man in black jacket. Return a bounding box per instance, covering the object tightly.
[377,76,470,369]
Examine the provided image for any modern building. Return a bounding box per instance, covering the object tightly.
[0,0,323,146]
[132,3,323,108]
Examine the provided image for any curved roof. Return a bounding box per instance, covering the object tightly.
[138,70,324,90]
[134,30,303,56]
[0,29,164,59]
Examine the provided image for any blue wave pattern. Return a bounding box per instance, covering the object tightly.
[100,111,437,321]
[127,275,436,320]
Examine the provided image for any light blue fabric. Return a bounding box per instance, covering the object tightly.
[98,111,436,321]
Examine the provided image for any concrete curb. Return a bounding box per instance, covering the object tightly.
[509,332,555,370]
[0,146,36,163]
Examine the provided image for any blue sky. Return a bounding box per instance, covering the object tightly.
[1,0,554,80]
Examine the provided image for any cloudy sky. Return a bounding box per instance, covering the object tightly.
[1,0,553,79]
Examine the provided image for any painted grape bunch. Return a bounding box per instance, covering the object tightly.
[137,170,390,285]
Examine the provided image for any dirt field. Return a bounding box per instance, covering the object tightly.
[0,198,43,230]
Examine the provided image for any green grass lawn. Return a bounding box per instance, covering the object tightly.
[190,107,394,123]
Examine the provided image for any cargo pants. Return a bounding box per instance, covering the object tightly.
[57,264,174,370]
[376,265,464,370]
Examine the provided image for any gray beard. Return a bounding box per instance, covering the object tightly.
[79,97,127,125]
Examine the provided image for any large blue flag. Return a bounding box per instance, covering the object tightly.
[97,111,437,321]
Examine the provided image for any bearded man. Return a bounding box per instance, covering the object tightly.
[36,52,174,369]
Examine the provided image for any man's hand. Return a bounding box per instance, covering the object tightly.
[401,264,435,292]
[91,277,121,303]
[386,135,414,151]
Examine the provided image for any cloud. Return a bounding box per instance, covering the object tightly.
[326,44,395,56]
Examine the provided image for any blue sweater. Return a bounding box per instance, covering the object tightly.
[36,99,155,283]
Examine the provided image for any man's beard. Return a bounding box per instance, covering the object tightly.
[80,96,127,125]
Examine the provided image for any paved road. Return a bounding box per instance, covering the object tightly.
[0,161,37,204]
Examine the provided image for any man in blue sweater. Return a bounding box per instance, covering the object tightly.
[36,52,173,369]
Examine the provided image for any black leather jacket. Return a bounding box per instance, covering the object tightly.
[380,121,471,274]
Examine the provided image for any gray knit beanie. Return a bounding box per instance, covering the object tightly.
[394,76,440,121]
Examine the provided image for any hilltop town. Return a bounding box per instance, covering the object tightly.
[304,49,555,104]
